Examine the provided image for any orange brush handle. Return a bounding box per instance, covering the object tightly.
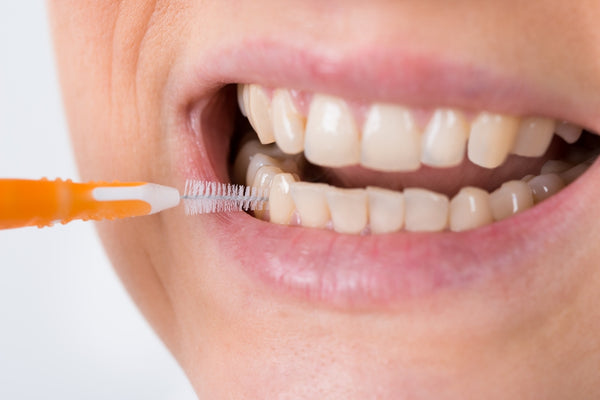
[0,178,151,229]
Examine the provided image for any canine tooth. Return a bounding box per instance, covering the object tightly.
[489,180,533,221]
[290,182,331,228]
[304,94,360,167]
[511,117,555,157]
[237,84,249,116]
[540,160,572,175]
[366,187,405,234]
[404,188,449,232]
[421,109,469,168]
[246,153,282,186]
[555,121,582,144]
[560,163,590,184]
[468,112,520,168]
[325,188,368,234]
[361,104,421,171]
[527,174,565,203]
[269,173,297,225]
[247,84,275,144]
[449,187,493,232]
[252,166,283,220]
[272,89,306,154]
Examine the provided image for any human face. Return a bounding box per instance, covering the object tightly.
[48,1,600,398]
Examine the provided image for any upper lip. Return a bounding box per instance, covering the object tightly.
[167,37,600,309]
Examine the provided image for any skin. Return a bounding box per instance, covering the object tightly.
[48,1,600,398]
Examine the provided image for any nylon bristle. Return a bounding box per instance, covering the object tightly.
[182,179,269,215]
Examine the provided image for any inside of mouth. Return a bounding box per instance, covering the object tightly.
[222,83,599,234]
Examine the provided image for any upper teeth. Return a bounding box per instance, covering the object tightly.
[237,83,584,171]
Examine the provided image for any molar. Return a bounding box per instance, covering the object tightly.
[361,104,421,171]
[421,109,469,168]
[325,188,368,234]
[304,94,360,167]
[468,112,520,168]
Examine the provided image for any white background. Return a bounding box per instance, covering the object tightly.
[0,3,197,399]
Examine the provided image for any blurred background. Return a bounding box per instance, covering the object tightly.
[0,3,196,399]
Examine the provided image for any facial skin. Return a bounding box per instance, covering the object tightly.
[48,1,600,398]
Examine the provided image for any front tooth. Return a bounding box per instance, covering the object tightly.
[325,188,368,234]
[404,188,449,232]
[468,112,520,168]
[540,160,572,175]
[269,173,297,225]
[366,187,405,234]
[511,117,555,157]
[421,109,469,168]
[527,174,565,203]
[304,94,360,167]
[489,180,533,221]
[449,187,493,232]
[247,84,276,144]
[245,153,282,186]
[272,89,306,154]
[555,121,582,144]
[290,182,331,228]
[361,104,421,171]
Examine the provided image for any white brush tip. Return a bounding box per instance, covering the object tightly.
[143,184,181,214]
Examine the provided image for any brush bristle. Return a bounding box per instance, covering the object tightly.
[182,180,269,215]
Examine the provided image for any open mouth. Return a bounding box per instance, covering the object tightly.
[233,83,598,234]
[172,43,600,308]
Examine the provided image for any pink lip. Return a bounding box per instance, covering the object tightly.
[170,39,600,309]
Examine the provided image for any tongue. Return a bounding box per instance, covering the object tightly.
[305,139,566,197]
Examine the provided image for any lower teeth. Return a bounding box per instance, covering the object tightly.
[229,135,596,234]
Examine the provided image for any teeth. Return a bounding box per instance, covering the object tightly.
[325,188,368,234]
[304,94,361,167]
[269,173,297,225]
[555,121,583,144]
[489,180,533,221]
[290,182,331,228]
[237,84,249,117]
[421,109,469,168]
[527,174,565,203]
[560,162,590,184]
[540,160,573,175]
[366,187,405,234]
[468,112,520,168]
[245,153,283,186]
[252,165,282,220]
[272,89,306,154]
[361,104,421,171]
[404,188,449,232]
[449,187,494,232]
[236,85,595,234]
[511,117,555,157]
[246,84,276,144]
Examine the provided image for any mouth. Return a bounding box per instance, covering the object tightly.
[171,41,600,309]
